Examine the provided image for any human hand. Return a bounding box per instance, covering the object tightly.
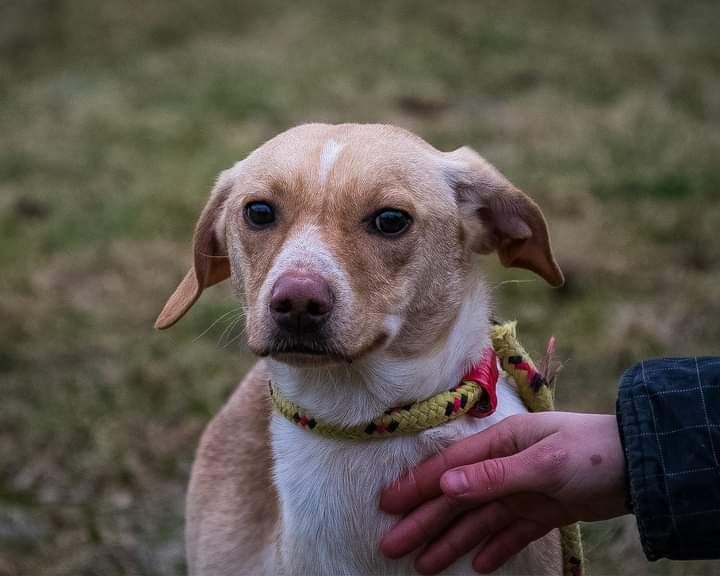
[379,412,628,574]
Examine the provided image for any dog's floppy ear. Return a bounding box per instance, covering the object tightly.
[154,171,234,329]
[444,146,564,287]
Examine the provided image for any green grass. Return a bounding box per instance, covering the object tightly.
[2,1,720,574]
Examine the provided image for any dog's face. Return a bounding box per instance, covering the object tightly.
[156,124,562,366]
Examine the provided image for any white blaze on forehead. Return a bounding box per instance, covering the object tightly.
[318,139,345,185]
[383,315,402,340]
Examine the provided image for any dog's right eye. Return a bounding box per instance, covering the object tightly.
[371,209,411,237]
[244,202,276,228]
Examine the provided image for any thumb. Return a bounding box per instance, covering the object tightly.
[440,441,569,503]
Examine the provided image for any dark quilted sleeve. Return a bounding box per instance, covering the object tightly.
[616,357,720,560]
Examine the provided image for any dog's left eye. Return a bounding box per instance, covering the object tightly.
[244,202,276,228]
[372,209,411,236]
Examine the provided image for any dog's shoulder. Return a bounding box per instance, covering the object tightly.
[209,360,272,449]
[186,361,279,575]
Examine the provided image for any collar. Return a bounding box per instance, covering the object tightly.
[269,347,499,440]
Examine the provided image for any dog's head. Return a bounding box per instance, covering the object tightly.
[156,124,562,366]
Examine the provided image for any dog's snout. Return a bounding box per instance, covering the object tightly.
[270,272,334,334]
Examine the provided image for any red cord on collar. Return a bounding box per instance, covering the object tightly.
[464,347,499,418]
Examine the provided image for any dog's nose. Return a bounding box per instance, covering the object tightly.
[270,272,334,334]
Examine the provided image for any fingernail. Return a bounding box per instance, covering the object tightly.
[443,470,469,495]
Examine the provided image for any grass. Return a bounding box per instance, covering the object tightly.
[2,1,719,574]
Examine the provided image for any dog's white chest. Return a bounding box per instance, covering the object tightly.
[270,378,529,575]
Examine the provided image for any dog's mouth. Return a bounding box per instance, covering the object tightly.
[259,337,352,365]
[258,332,390,366]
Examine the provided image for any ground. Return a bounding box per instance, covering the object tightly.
[1,1,719,574]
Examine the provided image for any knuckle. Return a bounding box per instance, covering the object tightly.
[532,444,569,490]
[493,414,526,455]
[474,458,508,493]
[503,412,523,429]
[504,412,530,435]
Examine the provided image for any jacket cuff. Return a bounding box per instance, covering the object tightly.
[616,358,720,561]
[616,362,667,560]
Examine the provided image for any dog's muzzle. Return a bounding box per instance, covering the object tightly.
[269,271,335,338]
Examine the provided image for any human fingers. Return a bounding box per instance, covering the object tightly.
[380,495,462,559]
[380,454,455,515]
[472,520,550,574]
[381,414,547,514]
[441,439,569,504]
[414,501,514,575]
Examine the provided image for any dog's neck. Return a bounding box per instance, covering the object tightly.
[266,275,529,575]
[266,275,491,427]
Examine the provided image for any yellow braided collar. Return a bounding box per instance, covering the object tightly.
[269,348,499,440]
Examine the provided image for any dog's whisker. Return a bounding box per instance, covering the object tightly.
[208,308,244,345]
[218,314,246,348]
[193,307,245,343]
[221,325,249,349]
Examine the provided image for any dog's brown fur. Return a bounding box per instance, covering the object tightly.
[185,363,278,573]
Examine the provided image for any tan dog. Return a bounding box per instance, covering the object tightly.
[156,124,565,575]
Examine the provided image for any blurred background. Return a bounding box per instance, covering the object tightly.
[2,1,719,574]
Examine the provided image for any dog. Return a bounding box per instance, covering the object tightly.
[155,123,565,575]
